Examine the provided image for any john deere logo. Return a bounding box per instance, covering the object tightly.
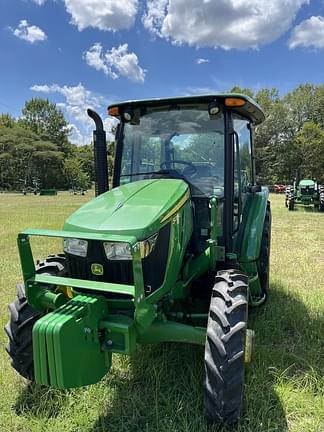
[91,263,104,276]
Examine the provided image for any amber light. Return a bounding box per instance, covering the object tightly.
[224,98,246,107]
[108,106,120,116]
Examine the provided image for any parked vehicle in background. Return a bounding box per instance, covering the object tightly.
[286,178,324,211]
[274,184,286,194]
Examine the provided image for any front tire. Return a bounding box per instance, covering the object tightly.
[203,270,248,425]
[4,255,66,381]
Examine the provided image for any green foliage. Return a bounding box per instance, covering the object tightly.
[18,98,73,155]
[73,144,95,181]
[107,142,115,184]
[230,86,254,98]
[0,113,16,128]
[0,98,96,191]
[0,125,64,190]
[254,84,324,183]
[294,122,324,182]
[63,157,90,191]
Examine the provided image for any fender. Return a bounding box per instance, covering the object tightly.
[238,187,269,263]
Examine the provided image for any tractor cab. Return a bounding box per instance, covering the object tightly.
[108,94,264,253]
[298,179,316,197]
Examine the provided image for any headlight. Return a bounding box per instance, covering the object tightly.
[103,242,132,260]
[64,238,88,257]
[103,233,158,261]
[139,233,158,258]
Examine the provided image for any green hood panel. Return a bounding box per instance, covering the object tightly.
[64,179,189,239]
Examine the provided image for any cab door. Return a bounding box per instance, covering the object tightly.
[233,115,254,234]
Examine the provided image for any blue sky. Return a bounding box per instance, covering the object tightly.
[1,0,324,144]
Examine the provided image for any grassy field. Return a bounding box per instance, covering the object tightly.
[0,192,323,432]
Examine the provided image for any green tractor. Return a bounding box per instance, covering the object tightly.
[285,178,324,211]
[5,94,271,425]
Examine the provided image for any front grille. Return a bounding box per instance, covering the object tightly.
[142,223,170,292]
[66,240,133,285]
[300,187,314,196]
[65,223,170,295]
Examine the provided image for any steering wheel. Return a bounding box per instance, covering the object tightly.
[160,160,197,177]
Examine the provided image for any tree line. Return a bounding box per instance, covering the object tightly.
[1,84,324,191]
[0,99,100,191]
[231,84,324,184]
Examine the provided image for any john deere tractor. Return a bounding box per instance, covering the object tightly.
[5,94,271,425]
[285,178,324,211]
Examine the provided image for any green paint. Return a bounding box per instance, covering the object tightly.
[63,179,189,240]
[33,295,110,388]
[237,188,269,262]
[137,321,206,346]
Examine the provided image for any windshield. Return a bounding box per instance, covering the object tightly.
[119,108,224,197]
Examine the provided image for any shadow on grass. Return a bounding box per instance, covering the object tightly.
[14,383,72,418]
[293,205,324,213]
[303,206,317,212]
[13,285,323,432]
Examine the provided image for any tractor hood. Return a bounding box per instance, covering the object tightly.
[63,179,189,240]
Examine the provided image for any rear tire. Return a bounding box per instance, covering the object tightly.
[285,185,292,207]
[203,270,248,425]
[319,186,324,212]
[257,201,271,298]
[4,255,66,381]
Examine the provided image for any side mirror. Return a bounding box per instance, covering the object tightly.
[255,175,262,186]
[248,185,262,193]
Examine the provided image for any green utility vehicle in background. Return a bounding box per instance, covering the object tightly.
[285,178,324,211]
[5,94,271,425]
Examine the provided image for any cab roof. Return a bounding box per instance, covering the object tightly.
[108,93,265,125]
[299,179,315,186]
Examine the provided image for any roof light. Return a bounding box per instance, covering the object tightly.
[208,102,220,116]
[224,97,246,107]
[123,112,132,121]
[108,106,120,116]
[122,108,133,122]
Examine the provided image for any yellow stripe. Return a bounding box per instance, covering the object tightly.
[160,190,190,223]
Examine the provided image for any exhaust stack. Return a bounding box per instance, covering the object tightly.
[87,109,109,196]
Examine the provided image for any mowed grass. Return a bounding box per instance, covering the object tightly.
[0,192,323,432]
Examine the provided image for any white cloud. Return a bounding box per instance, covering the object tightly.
[84,43,146,83]
[11,19,47,43]
[69,123,85,144]
[64,0,138,31]
[142,0,168,37]
[30,84,52,92]
[83,43,117,78]
[142,0,309,49]
[288,16,324,49]
[104,117,118,138]
[30,83,114,144]
[196,58,209,64]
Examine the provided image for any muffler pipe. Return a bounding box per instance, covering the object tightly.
[87,109,109,196]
